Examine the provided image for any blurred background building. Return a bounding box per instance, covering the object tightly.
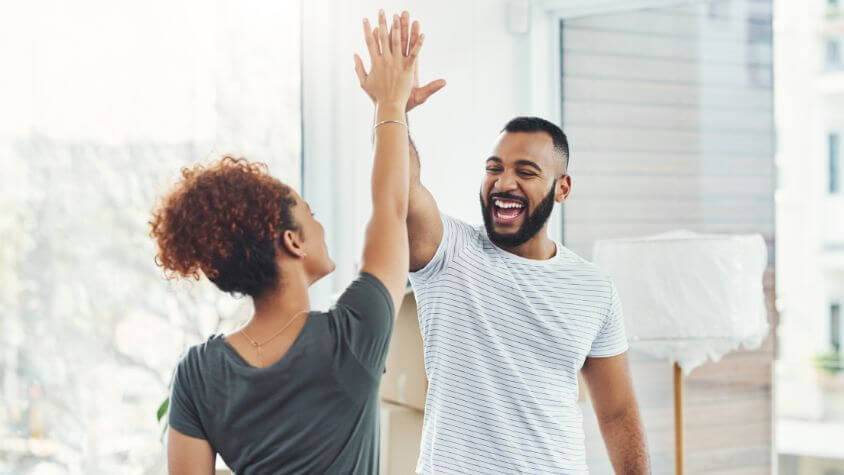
[775,0,844,473]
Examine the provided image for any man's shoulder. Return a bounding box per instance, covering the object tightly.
[554,245,613,282]
[439,214,486,253]
[441,213,482,235]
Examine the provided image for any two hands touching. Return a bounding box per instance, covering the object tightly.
[353,10,446,113]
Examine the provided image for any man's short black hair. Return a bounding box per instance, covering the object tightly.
[502,116,569,171]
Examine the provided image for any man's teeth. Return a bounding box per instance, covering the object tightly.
[494,199,524,209]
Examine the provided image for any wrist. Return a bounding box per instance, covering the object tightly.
[375,101,406,119]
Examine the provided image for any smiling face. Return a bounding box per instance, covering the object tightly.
[479,131,570,248]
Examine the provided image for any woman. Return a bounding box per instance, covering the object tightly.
[150,11,423,474]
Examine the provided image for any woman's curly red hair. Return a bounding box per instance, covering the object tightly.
[149,156,298,298]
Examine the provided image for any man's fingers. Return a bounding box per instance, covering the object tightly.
[407,33,424,66]
[411,80,446,106]
[363,18,379,58]
[400,11,410,55]
[421,79,447,96]
[353,54,367,86]
[409,20,420,52]
[391,15,401,59]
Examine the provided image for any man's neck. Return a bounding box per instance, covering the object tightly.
[498,229,557,261]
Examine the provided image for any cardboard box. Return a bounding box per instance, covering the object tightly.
[380,402,424,475]
[380,290,428,411]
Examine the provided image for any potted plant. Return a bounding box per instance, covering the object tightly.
[814,351,844,420]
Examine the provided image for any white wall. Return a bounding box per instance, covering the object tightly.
[303,0,561,305]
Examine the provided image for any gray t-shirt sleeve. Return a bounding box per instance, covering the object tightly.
[168,350,208,440]
[331,272,395,376]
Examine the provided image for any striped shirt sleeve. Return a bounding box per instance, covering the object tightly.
[410,214,475,282]
[587,280,629,358]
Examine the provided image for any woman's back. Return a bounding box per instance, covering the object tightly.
[157,11,423,473]
[169,274,394,474]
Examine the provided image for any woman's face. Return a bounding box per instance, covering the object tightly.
[289,191,335,284]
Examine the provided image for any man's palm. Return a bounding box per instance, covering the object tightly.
[407,78,447,112]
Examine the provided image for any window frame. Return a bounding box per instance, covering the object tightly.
[832,301,842,352]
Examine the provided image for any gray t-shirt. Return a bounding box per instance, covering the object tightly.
[168,273,394,474]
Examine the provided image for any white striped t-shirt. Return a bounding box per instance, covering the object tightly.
[408,214,628,474]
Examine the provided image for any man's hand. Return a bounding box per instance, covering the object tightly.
[354,10,446,112]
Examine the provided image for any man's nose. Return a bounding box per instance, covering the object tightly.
[494,172,518,193]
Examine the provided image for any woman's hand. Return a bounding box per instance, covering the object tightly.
[354,10,424,110]
[355,11,444,112]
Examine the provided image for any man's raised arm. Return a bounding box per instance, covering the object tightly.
[406,138,443,271]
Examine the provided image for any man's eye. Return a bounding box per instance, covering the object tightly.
[486,167,502,173]
[518,170,536,177]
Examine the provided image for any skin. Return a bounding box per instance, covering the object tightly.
[356,10,651,473]
[481,130,571,258]
[167,10,421,474]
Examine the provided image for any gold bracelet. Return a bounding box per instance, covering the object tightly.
[374,119,408,130]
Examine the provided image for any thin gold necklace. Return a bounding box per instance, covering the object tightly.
[240,310,309,367]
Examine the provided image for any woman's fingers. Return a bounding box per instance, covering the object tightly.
[378,10,389,57]
[391,15,401,60]
[363,18,379,59]
[400,11,410,55]
[353,54,367,87]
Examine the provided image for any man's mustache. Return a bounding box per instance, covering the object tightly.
[487,192,527,206]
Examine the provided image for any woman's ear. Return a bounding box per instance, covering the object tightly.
[280,229,307,258]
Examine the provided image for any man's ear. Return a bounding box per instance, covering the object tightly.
[555,175,572,203]
[280,229,306,258]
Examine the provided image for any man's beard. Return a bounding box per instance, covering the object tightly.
[480,179,556,249]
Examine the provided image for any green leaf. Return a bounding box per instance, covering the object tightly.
[814,351,844,375]
[156,397,170,422]
[160,420,169,443]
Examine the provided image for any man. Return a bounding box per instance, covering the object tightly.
[355,11,650,474]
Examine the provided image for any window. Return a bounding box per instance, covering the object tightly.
[0,1,300,472]
[832,303,842,352]
[831,133,841,194]
[827,40,842,68]
[559,1,773,258]
[829,0,842,19]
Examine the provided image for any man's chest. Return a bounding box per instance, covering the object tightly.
[417,263,608,370]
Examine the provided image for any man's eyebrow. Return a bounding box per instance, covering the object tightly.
[515,159,542,173]
[486,156,502,164]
